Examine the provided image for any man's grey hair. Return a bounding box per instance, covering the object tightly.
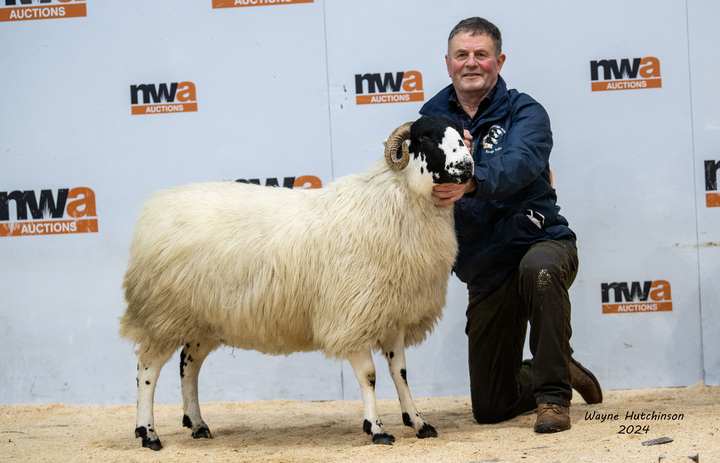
[448,17,502,56]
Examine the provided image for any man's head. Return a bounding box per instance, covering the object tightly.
[446,17,506,105]
[447,17,502,56]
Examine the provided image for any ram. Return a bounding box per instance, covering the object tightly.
[119,116,474,450]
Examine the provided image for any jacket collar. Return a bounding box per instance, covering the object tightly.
[421,75,509,131]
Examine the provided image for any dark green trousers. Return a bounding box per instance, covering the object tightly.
[465,240,578,424]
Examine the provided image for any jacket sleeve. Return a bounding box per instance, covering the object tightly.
[470,96,553,201]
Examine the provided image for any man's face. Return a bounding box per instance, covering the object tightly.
[446,32,506,100]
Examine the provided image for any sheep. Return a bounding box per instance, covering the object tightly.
[118,115,474,450]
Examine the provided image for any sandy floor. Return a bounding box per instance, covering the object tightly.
[1,382,717,463]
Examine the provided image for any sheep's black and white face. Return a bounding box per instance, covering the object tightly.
[407,116,474,185]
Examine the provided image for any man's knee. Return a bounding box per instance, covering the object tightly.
[520,246,560,278]
[470,387,517,424]
[519,241,576,291]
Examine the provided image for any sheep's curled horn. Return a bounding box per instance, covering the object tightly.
[384,121,414,171]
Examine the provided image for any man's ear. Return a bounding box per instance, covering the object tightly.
[496,53,506,73]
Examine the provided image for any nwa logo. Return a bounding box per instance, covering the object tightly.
[212,0,313,7]
[601,280,672,314]
[235,175,322,189]
[355,71,424,105]
[0,187,98,237]
[705,159,720,208]
[482,125,506,154]
[1,0,86,22]
[590,57,661,92]
[130,82,197,115]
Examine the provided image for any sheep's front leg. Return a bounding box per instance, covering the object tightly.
[180,340,218,439]
[382,329,438,439]
[347,350,395,445]
[135,353,171,451]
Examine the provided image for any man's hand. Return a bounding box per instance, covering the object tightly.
[463,129,472,148]
[433,179,476,207]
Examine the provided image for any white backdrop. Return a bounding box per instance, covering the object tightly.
[0,0,717,406]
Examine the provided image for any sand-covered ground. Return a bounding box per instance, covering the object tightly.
[2,382,717,462]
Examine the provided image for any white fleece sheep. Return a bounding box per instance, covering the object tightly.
[119,115,474,450]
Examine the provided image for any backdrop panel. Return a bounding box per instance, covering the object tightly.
[688,0,720,387]
[0,0,716,406]
[1,0,340,404]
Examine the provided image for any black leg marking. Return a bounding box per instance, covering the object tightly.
[363,419,372,435]
[400,368,407,383]
[180,349,188,379]
[402,412,412,427]
[183,414,193,429]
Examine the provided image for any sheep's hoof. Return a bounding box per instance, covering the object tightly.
[135,426,163,451]
[192,426,213,439]
[142,438,163,451]
[416,423,438,439]
[372,433,395,445]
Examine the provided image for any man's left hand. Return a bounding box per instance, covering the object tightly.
[433,179,476,207]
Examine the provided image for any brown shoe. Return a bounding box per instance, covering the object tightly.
[570,358,603,404]
[534,403,571,433]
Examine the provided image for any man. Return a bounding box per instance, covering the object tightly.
[420,17,602,433]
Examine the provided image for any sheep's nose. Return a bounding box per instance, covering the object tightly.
[449,160,474,183]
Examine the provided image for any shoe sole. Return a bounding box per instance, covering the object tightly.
[534,423,571,433]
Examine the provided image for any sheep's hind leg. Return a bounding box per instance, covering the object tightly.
[135,351,173,451]
[347,350,395,445]
[180,339,219,439]
[382,328,438,439]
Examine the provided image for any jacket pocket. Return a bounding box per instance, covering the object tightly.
[500,209,549,251]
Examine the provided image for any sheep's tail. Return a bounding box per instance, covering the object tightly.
[117,311,141,344]
[118,306,191,359]
[118,272,189,358]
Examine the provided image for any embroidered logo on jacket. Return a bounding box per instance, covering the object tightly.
[482,125,506,153]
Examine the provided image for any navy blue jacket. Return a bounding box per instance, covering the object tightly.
[420,76,576,293]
